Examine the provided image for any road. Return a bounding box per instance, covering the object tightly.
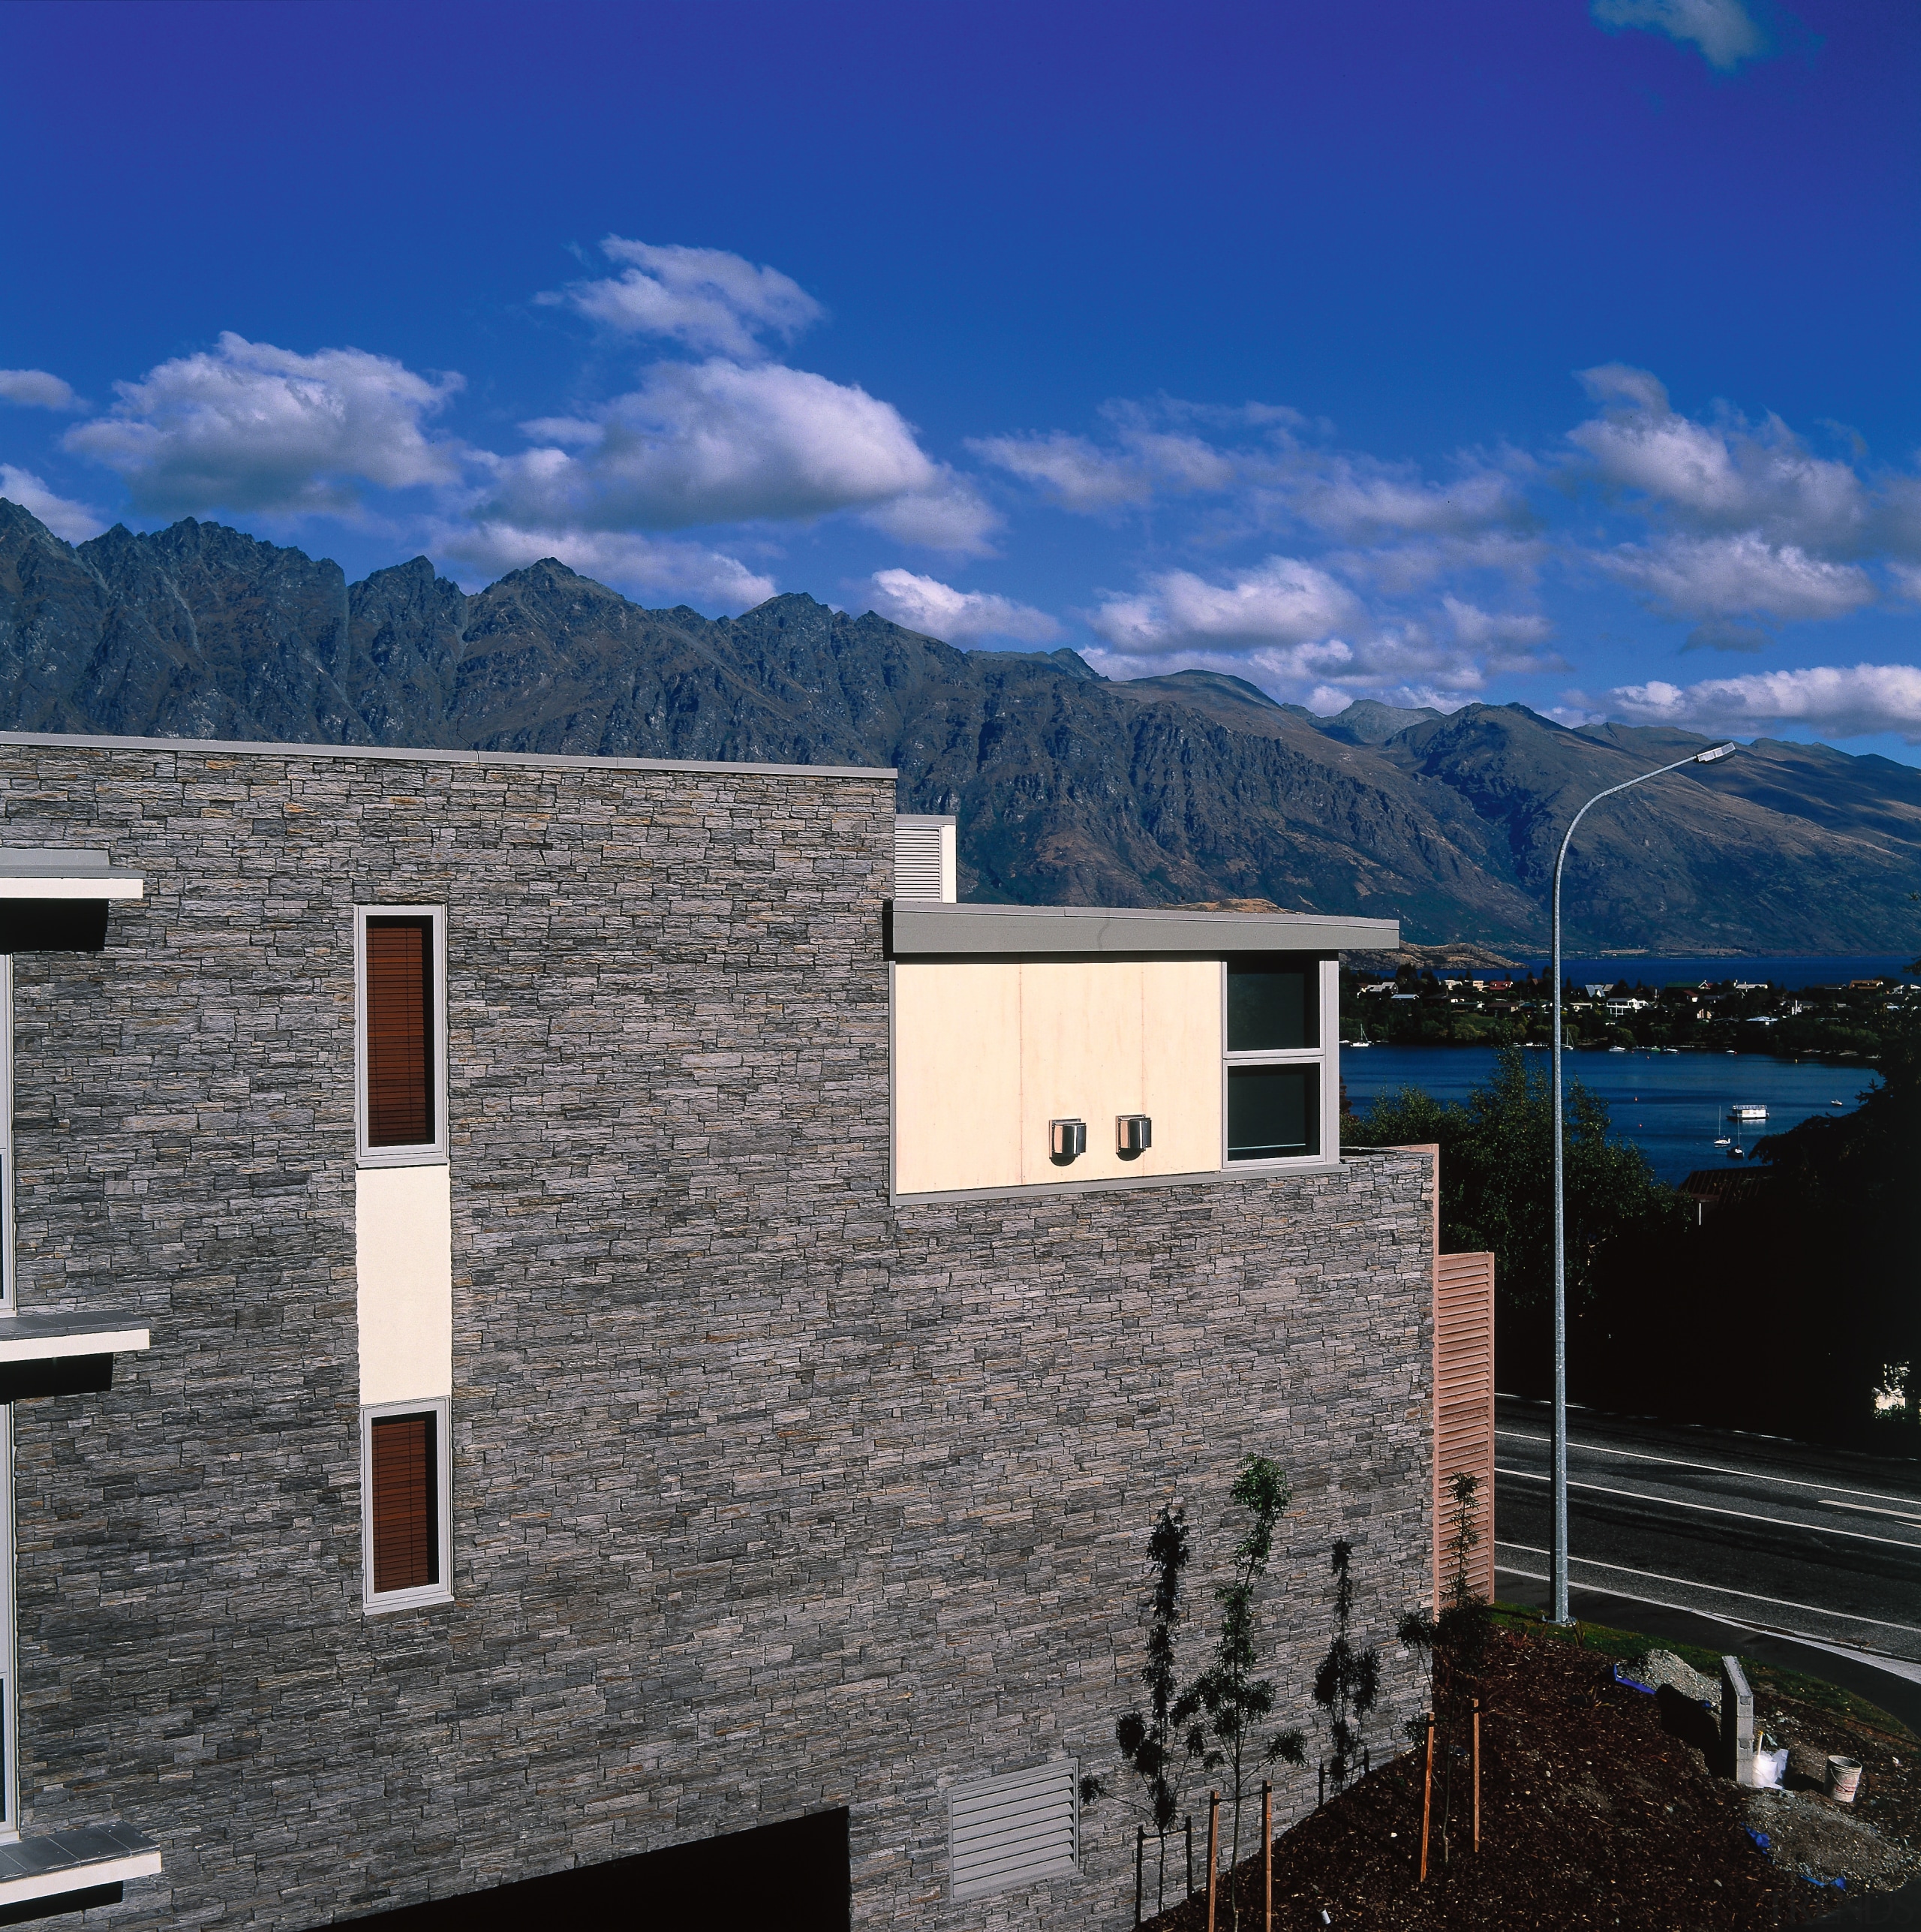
[1493,1396,1921,1715]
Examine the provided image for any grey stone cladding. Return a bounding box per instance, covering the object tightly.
[0,735,1435,1930]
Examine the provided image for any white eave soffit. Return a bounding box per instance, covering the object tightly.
[0,849,144,900]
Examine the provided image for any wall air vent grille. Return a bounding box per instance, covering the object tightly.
[946,1759,1079,1902]
[894,816,956,903]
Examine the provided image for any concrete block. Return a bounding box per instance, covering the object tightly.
[1721,1655,1755,1785]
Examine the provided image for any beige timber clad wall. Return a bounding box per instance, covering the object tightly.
[894,957,1221,1193]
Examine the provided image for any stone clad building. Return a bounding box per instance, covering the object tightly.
[0,729,1455,1930]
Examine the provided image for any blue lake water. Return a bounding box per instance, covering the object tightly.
[1339,1044,1877,1186]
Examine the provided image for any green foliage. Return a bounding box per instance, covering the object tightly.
[1309,1539,1379,1796]
[1186,1458,1305,1929]
[1114,1503,1199,1849]
[1343,1045,1682,1323]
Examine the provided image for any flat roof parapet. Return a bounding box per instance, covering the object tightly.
[0,730,894,783]
[889,901,1399,956]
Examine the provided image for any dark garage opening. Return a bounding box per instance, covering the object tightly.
[326,1807,851,1931]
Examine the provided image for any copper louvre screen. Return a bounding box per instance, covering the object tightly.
[365,917,433,1146]
[1435,1249,1496,1608]
[371,1411,438,1594]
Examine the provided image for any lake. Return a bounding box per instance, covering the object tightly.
[1339,1044,1876,1185]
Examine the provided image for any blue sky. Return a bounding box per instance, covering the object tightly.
[4,0,1919,757]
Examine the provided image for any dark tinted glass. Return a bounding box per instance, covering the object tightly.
[1226,1064,1320,1161]
[1227,960,1316,1051]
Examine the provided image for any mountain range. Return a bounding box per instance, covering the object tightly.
[4,498,1919,955]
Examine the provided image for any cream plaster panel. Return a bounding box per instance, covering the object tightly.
[895,957,1225,1193]
[892,962,1022,1194]
[1017,960,1141,1184]
[356,1163,453,1405]
[1141,958,1224,1175]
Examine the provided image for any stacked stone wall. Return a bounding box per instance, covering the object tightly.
[0,737,1433,1930]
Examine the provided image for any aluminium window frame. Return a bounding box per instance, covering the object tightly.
[0,956,12,1314]
[1219,953,1341,1172]
[353,904,449,1169]
[359,1397,452,1615]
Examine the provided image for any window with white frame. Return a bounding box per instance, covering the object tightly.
[1223,955,1334,1164]
[354,906,447,1166]
[360,1398,452,1612]
[0,955,12,1313]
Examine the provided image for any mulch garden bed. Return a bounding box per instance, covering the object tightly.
[1138,1615,1918,1932]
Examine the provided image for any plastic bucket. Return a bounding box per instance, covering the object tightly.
[1827,1756,1862,1803]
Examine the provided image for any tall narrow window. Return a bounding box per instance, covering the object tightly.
[1223,954,1335,1166]
[362,1400,451,1611]
[371,1412,437,1592]
[366,919,432,1146]
[0,955,12,1311]
[356,907,446,1163]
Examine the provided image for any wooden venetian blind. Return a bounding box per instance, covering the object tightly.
[1435,1249,1496,1609]
[371,1411,437,1593]
[365,917,433,1147]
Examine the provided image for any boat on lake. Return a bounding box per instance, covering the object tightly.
[1730,1103,1768,1122]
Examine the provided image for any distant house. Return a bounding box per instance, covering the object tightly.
[1678,1168,1769,1226]
[0,729,1487,1931]
[1604,997,1649,1016]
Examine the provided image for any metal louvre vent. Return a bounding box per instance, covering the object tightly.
[946,1759,1079,1902]
[894,820,946,902]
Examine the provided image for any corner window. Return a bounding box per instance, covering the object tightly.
[356,907,446,1166]
[361,1400,451,1612]
[1224,955,1334,1164]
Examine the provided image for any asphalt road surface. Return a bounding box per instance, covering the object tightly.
[1493,1395,1921,1723]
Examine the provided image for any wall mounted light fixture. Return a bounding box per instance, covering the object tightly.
[1049,1118,1087,1162]
[1116,1115,1152,1156]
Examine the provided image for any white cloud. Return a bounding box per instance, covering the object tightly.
[1590,0,1769,69]
[1607,664,1921,743]
[487,357,936,534]
[543,238,822,360]
[970,431,1152,512]
[65,332,464,516]
[862,468,1000,555]
[867,568,1060,645]
[1442,597,1553,648]
[1090,555,1360,655]
[0,466,104,542]
[434,518,776,610]
[1286,458,1527,542]
[1570,364,1868,550]
[1600,532,1874,621]
[0,369,77,411]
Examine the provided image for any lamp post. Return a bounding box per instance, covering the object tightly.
[1547,739,1739,1624]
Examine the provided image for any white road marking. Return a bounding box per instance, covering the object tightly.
[1496,1428,1921,1512]
[1495,1541,1921,1638]
[1822,1498,1921,1527]
[1494,1465,1921,1551]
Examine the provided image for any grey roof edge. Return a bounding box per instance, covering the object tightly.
[0,1311,152,1339]
[890,901,1399,956]
[0,730,895,784]
[894,813,957,826]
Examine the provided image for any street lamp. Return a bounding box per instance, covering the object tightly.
[1547,739,1739,1624]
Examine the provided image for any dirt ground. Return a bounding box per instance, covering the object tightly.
[1137,1618,1917,1932]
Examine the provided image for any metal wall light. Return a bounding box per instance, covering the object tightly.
[1049,1118,1087,1161]
[1116,1114,1152,1156]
